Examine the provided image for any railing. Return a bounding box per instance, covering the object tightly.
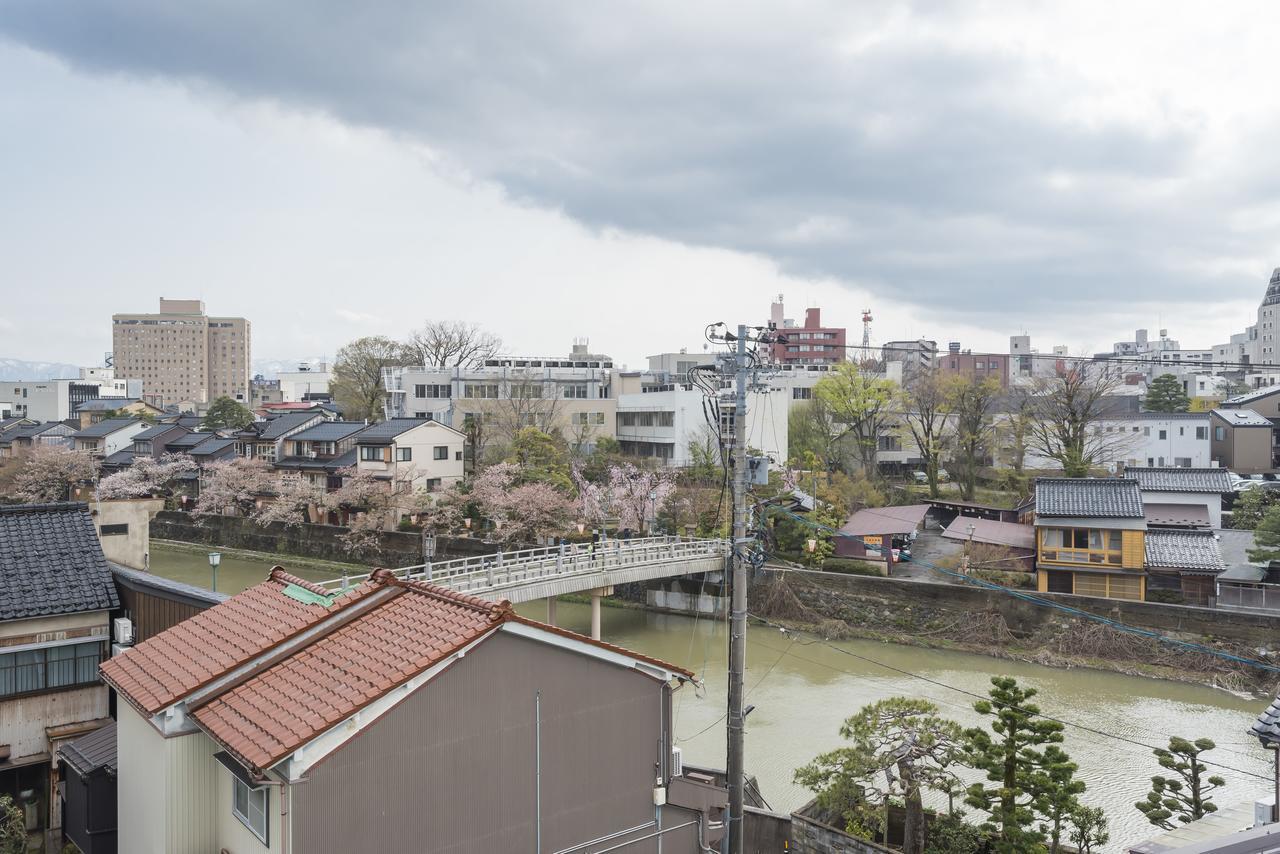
[1217,584,1280,613]
[321,535,729,597]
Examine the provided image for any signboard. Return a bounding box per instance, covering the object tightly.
[863,535,883,546]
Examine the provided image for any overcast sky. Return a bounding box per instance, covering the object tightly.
[2,1,1278,368]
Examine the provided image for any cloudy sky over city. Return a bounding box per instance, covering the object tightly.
[2,1,1278,367]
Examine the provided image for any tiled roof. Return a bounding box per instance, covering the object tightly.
[102,450,137,467]
[1144,530,1226,573]
[72,417,142,439]
[1252,694,1280,747]
[188,437,238,457]
[11,422,66,439]
[105,569,691,774]
[166,431,214,449]
[354,418,432,443]
[59,720,117,778]
[1212,408,1272,427]
[0,502,119,621]
[288,421,368,443]
[134,424,185,442]
[0,417,30,433]
[75,398,140,412]
[1035,478,1145,518]
[258,412,323,440]
[1130,467,1234,494]
[273,447,356,472]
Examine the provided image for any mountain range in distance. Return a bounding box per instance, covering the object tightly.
[0,357,327,382]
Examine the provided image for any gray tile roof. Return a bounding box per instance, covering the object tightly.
[134,424,186,442]
[1035,478,1145,518]
[102,450,137,467]
[72,417,142,439]
[59,720,117,778]
[0,417,30,433]
[0,502,119,621]
[355,418,432,444]
[1144,530,1226,574]
[258,412,324,440]
[1252,694,1280,747]
[11,422,69,439]
[75,398,140,412]
[288,421,368,443]
[1212,408,1273,427]
[188,437,238,457]
[166,431,214,449]
[1130,467,1234,494]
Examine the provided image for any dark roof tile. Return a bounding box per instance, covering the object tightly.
[0,502,119,621]
[1035,478,1145,518]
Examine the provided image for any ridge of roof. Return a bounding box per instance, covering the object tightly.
[0,500,88,516]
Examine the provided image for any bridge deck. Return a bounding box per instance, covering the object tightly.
[322,536,729,604]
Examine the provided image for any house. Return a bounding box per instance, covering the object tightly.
[186,436,238,465]
[1128,466,1233,529]
[0,503,117,842]
[1103,412,1211,469]
[1034,478,1148,601]
[272,421,368,490]
[353,417,465,493]
[73,398,163,430]
[940,516,1036,571]
[833,504,931,569]
[0,421,75,457]
[128,424,191,459]
[162,430,215,455]
[1144,529,1226,606]
[1209,409,1274,474]
[57,721,117,854]
[232,411,328,463]
[71,418,148,458]
[101,568,722,854]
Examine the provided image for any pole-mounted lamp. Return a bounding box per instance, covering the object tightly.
[208,552,221,593]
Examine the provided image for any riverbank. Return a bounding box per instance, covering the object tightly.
[748,567,1280,697]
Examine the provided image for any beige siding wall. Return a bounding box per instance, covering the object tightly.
[117,704,168,854]
[0,610,107,643]
[215,762,282,854]
[167,730,218,853]
[0,685,106,760]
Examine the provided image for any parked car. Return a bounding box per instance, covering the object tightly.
[912,471,928,484]
[937,469,951,483]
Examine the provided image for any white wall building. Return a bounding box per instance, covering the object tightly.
[276,363,332,403]
[1021,412,1211,472]
[353,418,465,493]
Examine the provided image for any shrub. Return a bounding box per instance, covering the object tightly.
[822,558,886,576]
[971,568,1034,589]
[1146,588,1185,605]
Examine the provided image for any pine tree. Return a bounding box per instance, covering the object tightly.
[1143,374,1191,413]
[1248,504,1280,563]
[1036,745,1086,853]
[963,676,1065,853]
[201,395,255,430]
[1135,737,1224,829]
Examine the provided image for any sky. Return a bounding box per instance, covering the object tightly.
[1,1,1279,368]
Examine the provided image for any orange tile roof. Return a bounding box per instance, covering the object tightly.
[104,569,691,774]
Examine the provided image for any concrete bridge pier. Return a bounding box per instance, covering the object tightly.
[589,586,614,640]
[546,596,557,627]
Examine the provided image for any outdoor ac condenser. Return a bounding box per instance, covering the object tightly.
[113,617,134,646]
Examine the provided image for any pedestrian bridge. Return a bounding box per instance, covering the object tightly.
[319,536,729,636]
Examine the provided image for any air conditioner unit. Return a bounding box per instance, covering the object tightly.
[670,746,683,777]
[113,617,134,646]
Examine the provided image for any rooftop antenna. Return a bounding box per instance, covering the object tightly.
[861,308,873,350]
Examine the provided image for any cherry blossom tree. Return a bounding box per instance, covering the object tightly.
[11,445,100,503]
[414,482,471,534]
[252,476,323,528]
[193,457,273,518]
[322,466,401,555]
[472,462,574,543]
[96,454,197,500]
[572,462,678,533]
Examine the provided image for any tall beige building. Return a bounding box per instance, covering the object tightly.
[112,299,251,407]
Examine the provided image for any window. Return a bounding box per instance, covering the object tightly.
[396,447,412,462]
[1158,430,1167,440]
[562,383,588,399]
[433,445,448,460]
[573,412,607,426]
[1196,426,1208,440]
[1179,427,1185,436]
[510,382,543,399]
[425,478,442,492]
[1143,427,1150,437]
[359,446,385,462]
[1039,528,1122,566]
[1215,426,1226,441]
[455,451,463,461]
[232,776,269,843]
[100,523,128,536]
[463,384,499,399]
[414,411,427,419]
[793,387,812,400]
[0,641,104,697]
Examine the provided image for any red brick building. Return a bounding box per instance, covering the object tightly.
[769,299,847,365]
[937,342,1010,387]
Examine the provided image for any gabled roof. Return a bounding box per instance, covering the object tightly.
[1035,478,1144,518]
[287,421,368,443]
[1211,408,1272,427]
[59,721,117,778]
[0,502,119,622]
[1129,467,1233,494]
[257,412,323,441]
[941,516,1035,550]
[134,423,187,442]
[11,421,73,439]
[1222,385,1280,406]
[354,417,438,444]
[188,437,238,457]
[102,449,137,467]
[102,569,690,774]
[165,431,215,449]
[72,417,142,439]
[839,504,930,537]
[1144,529,1226,574]
[75,398,141,412]
[273,447,356,472]
[0,417,32,434]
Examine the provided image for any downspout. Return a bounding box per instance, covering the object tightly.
[536,690,543,854]
[281,781,291,854]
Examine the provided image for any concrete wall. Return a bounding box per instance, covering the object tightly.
[92,497,164,569]
[790,812,894,854]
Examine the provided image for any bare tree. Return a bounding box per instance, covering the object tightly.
[946,374,1001,501]
[899,370,951,498]
[1028,362,1132,477]
[331,335,408,422]
[403,320,502,368]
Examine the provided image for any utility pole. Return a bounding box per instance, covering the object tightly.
[725,323,749,854]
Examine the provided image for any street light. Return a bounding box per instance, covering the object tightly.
[1252,694,1280,822]
[208,552,221,593]
[806,538,817,567]
[577,521,586,535]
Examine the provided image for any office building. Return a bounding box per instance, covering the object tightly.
[112,299,251,407]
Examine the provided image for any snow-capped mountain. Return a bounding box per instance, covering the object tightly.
[0,358,82,381]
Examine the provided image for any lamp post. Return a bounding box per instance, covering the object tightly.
[961,522,976,576]
[208,552,221,593]
[1252,694,1280,822]
[577,521,586,536]
[806,537,817,567]
[464,517,472,537]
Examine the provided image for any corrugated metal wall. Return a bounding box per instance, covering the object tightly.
[292,631,691,853]
[165,731,217,853]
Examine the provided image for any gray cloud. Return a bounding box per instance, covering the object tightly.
[2,1,1275,323]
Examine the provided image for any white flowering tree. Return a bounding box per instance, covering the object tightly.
[471,462,575,544]
[572,462,677,533]
[252,476,323,529]
[322,466,400,556]
[192,457,274,518]
[11,445,100,503]
[97,454,198,500]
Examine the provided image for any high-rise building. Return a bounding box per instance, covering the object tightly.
[767,296,847,365]
[112,298,251,407]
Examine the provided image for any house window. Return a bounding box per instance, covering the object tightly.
[433,445,448,460]
[0,641,104,697]
[1039,528,1123,566]
[100,523,128,536]
[396,447,413,462]
[425,478,442,492]
[1196,427,1208,440]
[562,383,589,399]
[359,446,384,462]
[1158,430,1167,440]
[1215,426,1225,441]
[1143,427,1150,437]
[455,451,462,461]
[463,384,499,399]
[793,387,812,400]
[414,412,428,419]
[232,776,269,844]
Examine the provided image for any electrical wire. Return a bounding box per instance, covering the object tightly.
[676,633,798,744]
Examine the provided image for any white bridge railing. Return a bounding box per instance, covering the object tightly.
[321,535,729,598]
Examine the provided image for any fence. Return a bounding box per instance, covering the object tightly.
[1217,584,1280,613]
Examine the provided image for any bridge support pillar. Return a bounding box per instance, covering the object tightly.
[589,586,613,640]
[546,596,557,627]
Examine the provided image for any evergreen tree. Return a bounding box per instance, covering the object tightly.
[1036,745,1086,853]
[1136,737,1224,829]
[1144,374,1192,413]
[201,395,255,430]
[963,676,1065,853]
[1247,504,1280,563]
[1068,806,1109,854]
[0,795,24,854]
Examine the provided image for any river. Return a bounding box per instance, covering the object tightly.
[149,542,1276,852]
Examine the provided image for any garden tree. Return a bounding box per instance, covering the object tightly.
[794,698,966,854]
[946,374,1001,501]
[923,814,985,854]
[1144,373,1192,413]
[899,370,951,498]
[192,457,274,518]
[475,370,566,451]
[1135,737,1224,829]
[470,462,575,543]
[401,320,502,368]
[200,396,255,430]
[252,476,323,528]
[964,676,1066,853]
[1036,745,1086,853]
[1232,487,1277,530]
[572,462,678,533]
[414,482,472,535]
[331,335,408,422]
[1247,504,1280,561]
[12,445,100,502]
[814,363,898,476]
[663,480,724,537]
[504,427,573,491]
[322,466,402,555]
[789,396,855,476]
[686,426,725,483]
[1068,806,1109,854]
[0,794,24,854]
[1028,363,1129,476]
[96,453,197,499]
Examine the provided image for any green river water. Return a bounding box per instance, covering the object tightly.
[149,542,1275,852]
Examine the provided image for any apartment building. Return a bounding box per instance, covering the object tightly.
[767,297,847,365]
[383,344,616,453]
[0,376,133,423]
[937,341,1010,387]
[112,299,251,407]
